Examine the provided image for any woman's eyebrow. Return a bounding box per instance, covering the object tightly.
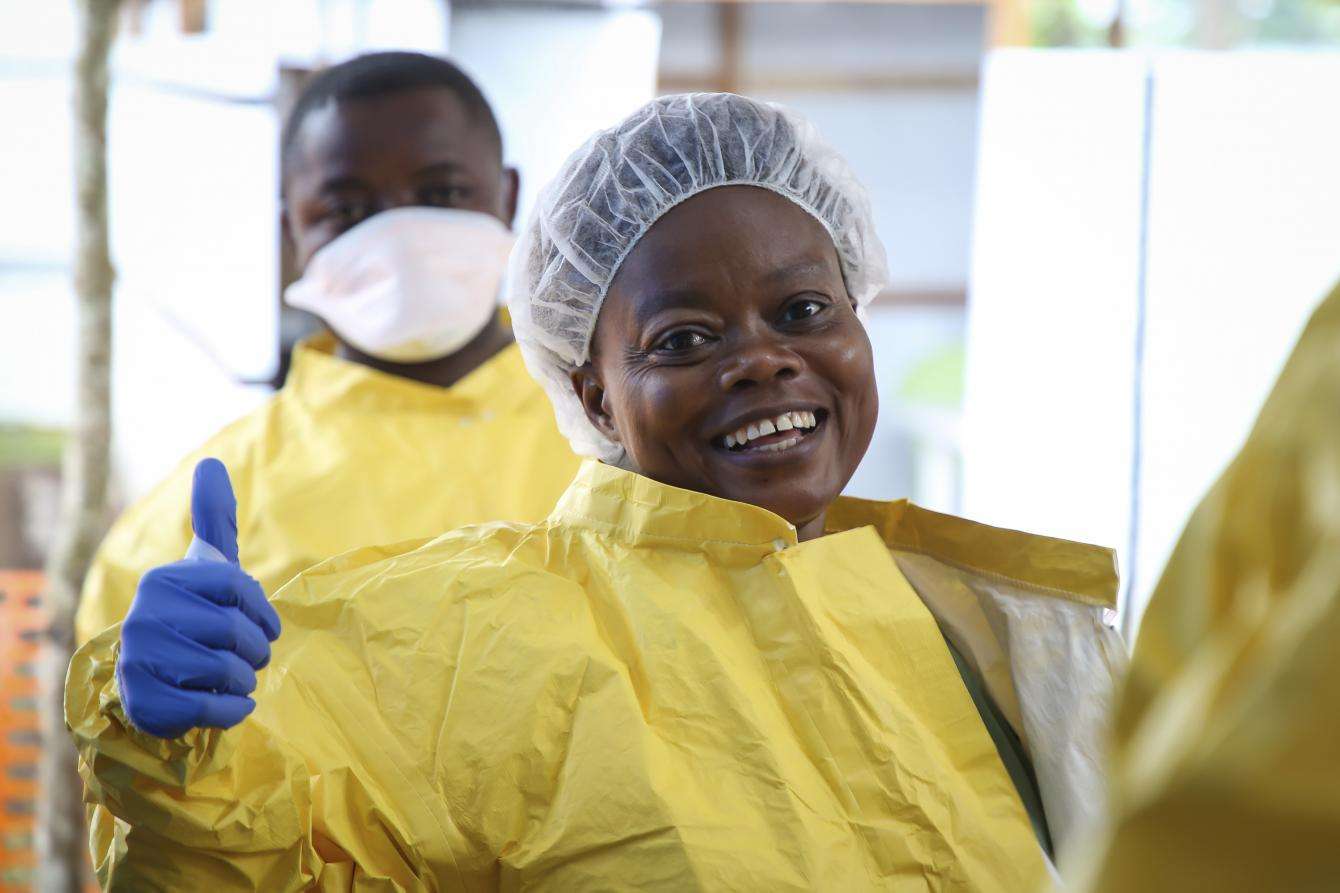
[631,259,835,326]
[760,258,834,286]
[632,287,716,327]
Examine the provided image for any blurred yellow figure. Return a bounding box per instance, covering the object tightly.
[70,461,1123,890]
[1076,278,1340,890]
[76,332,579,643]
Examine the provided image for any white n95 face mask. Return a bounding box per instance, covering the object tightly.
[284,206,516,364]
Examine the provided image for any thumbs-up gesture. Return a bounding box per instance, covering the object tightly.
[118,458,282,738]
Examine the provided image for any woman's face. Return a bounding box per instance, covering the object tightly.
[575,186,878,539]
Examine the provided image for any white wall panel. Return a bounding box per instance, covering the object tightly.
[963,51,1146,572]
[1135,53,1340,619]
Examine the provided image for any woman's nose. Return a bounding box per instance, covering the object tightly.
[718,333,802,391]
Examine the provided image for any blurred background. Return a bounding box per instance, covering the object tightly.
[1,1,1339,886]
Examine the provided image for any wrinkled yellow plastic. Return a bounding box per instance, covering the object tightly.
[75,333,580,645]
[73,334,580,888]
[1076,279,1340,891]
[70,461,1125,891]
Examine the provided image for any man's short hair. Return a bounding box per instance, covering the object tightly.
[280,51,502,185]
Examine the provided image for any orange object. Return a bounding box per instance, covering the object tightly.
[0,570,42,892]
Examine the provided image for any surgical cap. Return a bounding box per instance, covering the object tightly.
[508,92,890,462]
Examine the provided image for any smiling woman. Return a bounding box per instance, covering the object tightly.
[69,93,1127,891]
[511,92,888,541]
[577,187,877,540]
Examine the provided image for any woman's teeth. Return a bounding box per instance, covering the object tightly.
[723,411,818,449]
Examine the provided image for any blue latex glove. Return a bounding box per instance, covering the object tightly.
[117,458,282,738]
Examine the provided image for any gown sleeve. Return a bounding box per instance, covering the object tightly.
[66,618,469,891]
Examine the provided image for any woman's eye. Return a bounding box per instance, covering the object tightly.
[656,330,709,352]
[783,298,827,322]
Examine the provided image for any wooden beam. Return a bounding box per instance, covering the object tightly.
[659,0,990,6]
[870,287,967,307]
[658,70,980,93]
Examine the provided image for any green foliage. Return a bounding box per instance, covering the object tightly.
[0,424,65,468]
[1029,0,1340,46]
[898,345,966,408]
[1032,0,1114,46]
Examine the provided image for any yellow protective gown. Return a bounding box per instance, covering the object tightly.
[69,461,1126,892]
[75,333,580,644]
[1074,279,1340,892]
[74,333,580,886]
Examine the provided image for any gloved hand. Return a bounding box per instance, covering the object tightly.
[117,458,282,739]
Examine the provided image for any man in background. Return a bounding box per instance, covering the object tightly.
[76,50,581,886]
[78,52,579,647]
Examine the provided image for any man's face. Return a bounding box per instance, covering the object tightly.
[282,86,517,269]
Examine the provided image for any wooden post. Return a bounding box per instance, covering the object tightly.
[37,1,119,890]
[718,2,743,94]
[179,0,207,34]
[1107,5,1127,47]
[989,0,1032,47]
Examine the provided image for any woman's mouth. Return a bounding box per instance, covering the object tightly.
[714,409,828,455]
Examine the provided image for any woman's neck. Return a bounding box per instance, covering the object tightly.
[796,513,827,542]
[617,454,833,544]
[334,312,514,390]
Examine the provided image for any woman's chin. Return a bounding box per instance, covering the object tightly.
[629,439,849,527]
[718,482,836,531]
[703,446,848,519]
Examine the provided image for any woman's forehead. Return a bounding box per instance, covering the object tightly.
[624,259,839,326]
[607,186,843,314]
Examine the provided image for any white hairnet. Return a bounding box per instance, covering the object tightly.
[507,92,890,462]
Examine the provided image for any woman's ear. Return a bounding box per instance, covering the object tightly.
[571,364,621,444]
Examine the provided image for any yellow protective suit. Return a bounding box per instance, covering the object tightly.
[75,333,580,644]
[74,333,580,886]
[69,461,1126,892]
[1074,279,1340,891]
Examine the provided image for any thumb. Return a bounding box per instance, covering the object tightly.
[188,457,239,564]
